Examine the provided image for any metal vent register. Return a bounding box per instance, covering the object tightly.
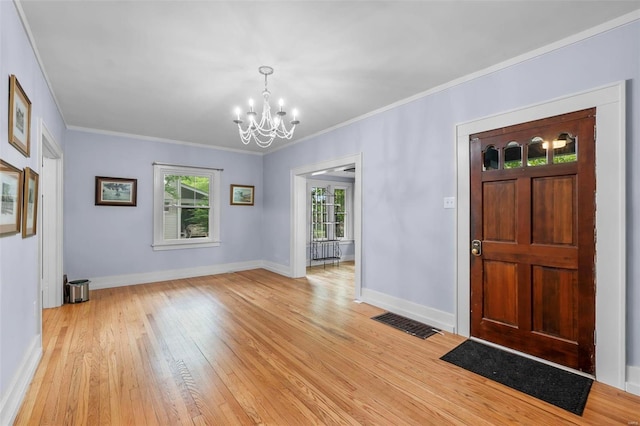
[372,312,440,339]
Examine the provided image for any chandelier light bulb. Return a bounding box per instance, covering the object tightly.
[232,66,300,148]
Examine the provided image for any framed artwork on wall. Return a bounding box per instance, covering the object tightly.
[0,159,24,235]
[230,184,254,206]
[22,167,39,238]
[95,176,137,206]
[8,75,32,157]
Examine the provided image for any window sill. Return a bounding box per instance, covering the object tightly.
[152,240,221,251]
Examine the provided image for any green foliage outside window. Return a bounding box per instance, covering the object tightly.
[164,175,210,237]
[334,189,345,238]
[553,153,577,164]
[504,153,576,168]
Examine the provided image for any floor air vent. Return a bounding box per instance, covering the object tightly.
[372,312,440,339]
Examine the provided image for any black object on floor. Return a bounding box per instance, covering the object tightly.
[371,312,440,339]
[440,340,593,416]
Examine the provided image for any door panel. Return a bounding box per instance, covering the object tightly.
[483,260,518,326]
[470,108,596,374]
[532,266,578,341]
[483,181,517,242]
[532,176,576,245]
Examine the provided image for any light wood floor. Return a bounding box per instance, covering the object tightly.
[15,263,640,425]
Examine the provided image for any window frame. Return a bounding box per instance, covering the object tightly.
[153,164,221,251]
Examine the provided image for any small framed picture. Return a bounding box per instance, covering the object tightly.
[22,167,39,238]
[95,176,137,206]
[8,75,32,157]
[230,184,254,206]
[0,159,23,235]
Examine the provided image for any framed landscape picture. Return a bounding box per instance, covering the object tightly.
[22,167,39,237]
[8,75,32,157]
[230,184,254,206]
[1,159,23,235]
[95,176,137,206]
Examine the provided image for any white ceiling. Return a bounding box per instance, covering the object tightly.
[18,1,640,153]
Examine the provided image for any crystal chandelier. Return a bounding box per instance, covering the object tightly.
[233,66,300,148]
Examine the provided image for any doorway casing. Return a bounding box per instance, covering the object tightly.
[455,82,626,389]
[39,120,64,310]
[291,153,362,299]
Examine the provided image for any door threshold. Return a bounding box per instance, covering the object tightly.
[469,337,596,381]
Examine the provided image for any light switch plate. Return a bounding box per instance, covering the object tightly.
[444,197,456,209]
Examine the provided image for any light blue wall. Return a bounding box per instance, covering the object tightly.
[64,130,263,279]
[262,20,640,366]
[0,0,66,405]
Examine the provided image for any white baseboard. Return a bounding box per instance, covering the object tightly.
[360,288,455,333]
[307,254,355,268]
[89,260,264,290]
[627,365,640,396]
[0,335,42,426]
[260,261,292,277]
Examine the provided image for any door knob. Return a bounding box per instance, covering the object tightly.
[471,240,482,256]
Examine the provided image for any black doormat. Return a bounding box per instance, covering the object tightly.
[371,312,440,339]
[440,340,593,416]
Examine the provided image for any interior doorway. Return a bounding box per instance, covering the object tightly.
[291,153,362,299]
[307,170,355,270]
[39,121,63,310]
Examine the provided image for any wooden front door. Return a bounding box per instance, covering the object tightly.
[470,108,596,374]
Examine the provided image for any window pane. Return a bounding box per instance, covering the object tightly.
[528,137,547,167]
[163,207,210,240]
[334,189,346,238]
[504,141,522,169]
[164,177,179,206]
[164,175,210,206]
[553,133,577,164]
[163,206,181,239]
[311,187,327,240]
[334,189,344,211]
[182,207,209,238]
[162,174,211,240]
[483,145,499,171]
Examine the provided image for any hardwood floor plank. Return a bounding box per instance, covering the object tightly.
[14,262,640,425]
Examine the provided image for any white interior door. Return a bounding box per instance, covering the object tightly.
[40,123,63,309]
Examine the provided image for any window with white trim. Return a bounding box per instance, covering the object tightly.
[308,180,353,242]
[153,164,221,250]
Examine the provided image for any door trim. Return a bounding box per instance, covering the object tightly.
[455,82,626,389]
[39,120,64,309]
[291,153,362,299]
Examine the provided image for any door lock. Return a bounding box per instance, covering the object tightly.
[471,240,482,256]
